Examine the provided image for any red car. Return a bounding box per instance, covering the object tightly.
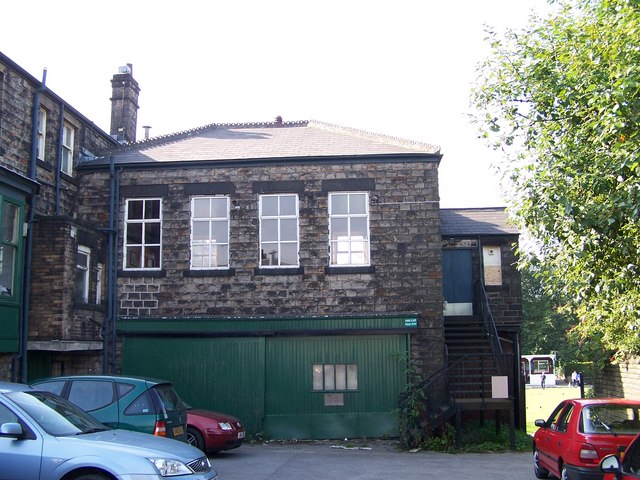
[600,430,640,479]
[186,409,246,454]
[533,398,640,480]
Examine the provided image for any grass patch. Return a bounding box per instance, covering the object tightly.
[420,420,533,453]
[525,385,581,434]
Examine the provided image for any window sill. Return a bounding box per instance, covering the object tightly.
[183,269,236,277]
[254,266,304,276]
[325,265,375,275]
[118,270,166,278]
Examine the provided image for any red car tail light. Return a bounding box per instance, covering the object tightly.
[579,443,600,464]
[154,420,167,437]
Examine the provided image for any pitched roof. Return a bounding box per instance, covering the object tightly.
[440,207,519,236]
[85,120,441,167]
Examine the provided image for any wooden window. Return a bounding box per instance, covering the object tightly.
[191,196,230,269]
[259,194,299,267]
[61,122,75,175]
[124,198,162,270]
[329,192,370,266]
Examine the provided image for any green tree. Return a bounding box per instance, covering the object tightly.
[520,260,600,368]
[471,0,640,360]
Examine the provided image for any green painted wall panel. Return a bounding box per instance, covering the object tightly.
[0,305,19,352]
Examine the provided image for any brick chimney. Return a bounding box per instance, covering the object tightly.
[110,64,140,143]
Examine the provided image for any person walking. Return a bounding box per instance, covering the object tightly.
[541,371,546,389]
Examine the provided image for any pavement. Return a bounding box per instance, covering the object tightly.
[208,440,533,480]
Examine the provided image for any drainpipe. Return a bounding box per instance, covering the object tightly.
[18,69,47,383]
[54,105,65,215]
[103,157,120,374]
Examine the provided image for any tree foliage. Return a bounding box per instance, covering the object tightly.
[471,0,640,359]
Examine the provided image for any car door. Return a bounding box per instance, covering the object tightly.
[538,401,574,474]
[66,379,120,429]
[0,399,42,480]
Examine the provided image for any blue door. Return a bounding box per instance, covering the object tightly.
[442,249,473,316]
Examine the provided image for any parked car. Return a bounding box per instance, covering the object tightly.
[0,381,216,480]
[187,408,246,453]
[600,429,640,479]
[31,375,189,442]
[533,398,640,480]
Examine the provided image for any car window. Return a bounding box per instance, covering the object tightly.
[547,401,568,430]
[0,402,18,425]
[556,404,574,433]
[116,382,135,399]
[6,391,106,436]
[622,438,640,477]
[152,384,187,412]
[33,380,66,396]
[68,380,115,412]
[124,390,157,415]
[582,404,640,434]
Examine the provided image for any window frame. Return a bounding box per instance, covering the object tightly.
[37,107,47,161]
[312,363,359,392]
[123,198,162,271]
[190,196,230,270]
[0,198,22,299]
[75,245,91,303]
[61,121,75,176]
[259,193,300,268]
[328,192,370,267]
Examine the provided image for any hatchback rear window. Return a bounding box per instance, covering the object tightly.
[581,404,640,434]
[153,384,188,412]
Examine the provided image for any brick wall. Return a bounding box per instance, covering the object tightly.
[78,159,445,376]
[594,357,640,399]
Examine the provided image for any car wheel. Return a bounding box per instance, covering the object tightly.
[187,426,206,452]
[533,449,549,479]
[74,475,110,480]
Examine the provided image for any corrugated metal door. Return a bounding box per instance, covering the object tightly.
[264,335,407,439]
[121,336,265,434]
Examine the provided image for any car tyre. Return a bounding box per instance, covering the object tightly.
[187,426,206,452]
[533,449,549,479]
[74,475,110,480]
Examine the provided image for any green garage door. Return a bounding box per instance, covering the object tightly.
[264,335,407,439]
[121,331,410,439]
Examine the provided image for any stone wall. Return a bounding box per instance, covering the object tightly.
[78,159,445,376]
[594,357,640,399]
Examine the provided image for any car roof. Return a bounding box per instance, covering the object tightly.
[31,374,171,386]
[570,398,640,406]
[0,381,32,394]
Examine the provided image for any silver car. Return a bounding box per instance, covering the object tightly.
[0,381,217,480]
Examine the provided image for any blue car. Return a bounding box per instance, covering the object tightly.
[0,381,217,480]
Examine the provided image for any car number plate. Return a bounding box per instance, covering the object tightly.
[238,431,246,439]
[173,425,185,436]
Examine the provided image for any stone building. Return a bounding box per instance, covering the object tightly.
[1,50,524,440]
[0,51,119,381]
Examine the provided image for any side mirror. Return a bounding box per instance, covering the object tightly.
[600,454,621,474]
[0,422,23,437]
[534,419,547,428]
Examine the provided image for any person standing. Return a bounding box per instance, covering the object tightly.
[541,371,546,389]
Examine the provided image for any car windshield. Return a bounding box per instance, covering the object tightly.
[581,404,640,434]
[153,384,188,412]
[7,391,109,436]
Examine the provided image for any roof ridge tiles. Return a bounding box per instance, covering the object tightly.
[111,119,311,152]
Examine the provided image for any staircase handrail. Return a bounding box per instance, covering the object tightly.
[478,282,503,373]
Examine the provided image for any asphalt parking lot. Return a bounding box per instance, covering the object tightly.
[209,440,533,480]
